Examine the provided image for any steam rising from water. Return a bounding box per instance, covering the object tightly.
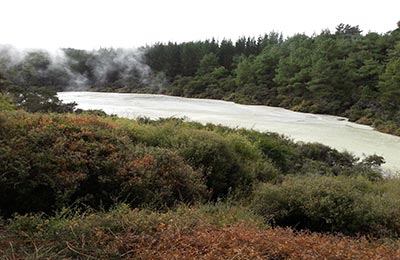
[0,44,154,90]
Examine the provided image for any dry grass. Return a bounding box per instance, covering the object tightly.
[2,225,399,259]
[121,223,400,260]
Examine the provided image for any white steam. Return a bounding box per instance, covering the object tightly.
[0,44,158,91]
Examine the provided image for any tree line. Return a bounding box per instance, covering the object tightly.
[1,23,400,134]
[145,24,400,135]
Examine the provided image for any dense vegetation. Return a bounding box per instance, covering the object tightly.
[253,175,400,237]
[1,23,400,258]
[146,24,400,135]
[0,110,384,217]
[2,204,400,259]
[1,23,400,135]
[0,106,399,257]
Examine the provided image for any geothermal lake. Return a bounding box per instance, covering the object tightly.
[58,92,400,172]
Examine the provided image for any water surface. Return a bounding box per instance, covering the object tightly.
[58,92,400,172]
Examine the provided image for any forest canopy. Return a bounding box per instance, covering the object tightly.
[1,23,400,134]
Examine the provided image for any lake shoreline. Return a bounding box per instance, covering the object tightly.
[58,91,400,172]
[68,89,393,135]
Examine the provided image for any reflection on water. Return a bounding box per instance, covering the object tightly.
[58,92,400,172]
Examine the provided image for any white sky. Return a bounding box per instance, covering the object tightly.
[1,0,399,50]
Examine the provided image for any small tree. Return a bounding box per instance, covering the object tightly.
[0,93,14,111]
[197,53,219,76]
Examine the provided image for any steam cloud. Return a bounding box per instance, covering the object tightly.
[0,44,163,91]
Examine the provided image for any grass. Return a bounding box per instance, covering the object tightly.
[1,203,399,259]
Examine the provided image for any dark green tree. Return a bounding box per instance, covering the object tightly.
[197,53,219,76]
[378,43,400,120]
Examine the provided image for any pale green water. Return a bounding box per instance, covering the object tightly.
[58,92,400,172]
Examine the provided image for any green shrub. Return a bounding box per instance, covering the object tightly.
[298,142,356,167]
[253,132,299,172]
[4,202,263,246]
[121,119,277,198]
[0,93,15,111]
[0,111,385,217]
[115,147,209,207]
[0,112,207,217]
[252,175,400,237]
[170,130,253,197]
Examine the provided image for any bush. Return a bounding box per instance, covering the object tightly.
[0,111,385,217]
[252,175,400,237]
[0,111,207,216]
[122,119,278,198]
[250,131,300,172]
[6,86,76,113]
[173,131,251,197]
[0,93,15,111]
[298,142,356,167]
[114,147,209,207]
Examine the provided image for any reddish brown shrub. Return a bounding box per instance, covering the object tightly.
[121,224,400,260]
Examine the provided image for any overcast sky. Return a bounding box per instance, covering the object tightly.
[1,0,399,50]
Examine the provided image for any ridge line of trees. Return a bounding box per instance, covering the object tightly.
[1,23,400,134]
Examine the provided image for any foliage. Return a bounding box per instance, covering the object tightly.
[1,204,399,259]
[8,85,76,113]
[2,24,400,258]
[1,24,400,134]
[0,112,207,216]
[0,73,76,112]
[0,111,383,217]
[0,93,14,111]
[143,25,400,136]
[117,118,278,197]
[252,175,400,237]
